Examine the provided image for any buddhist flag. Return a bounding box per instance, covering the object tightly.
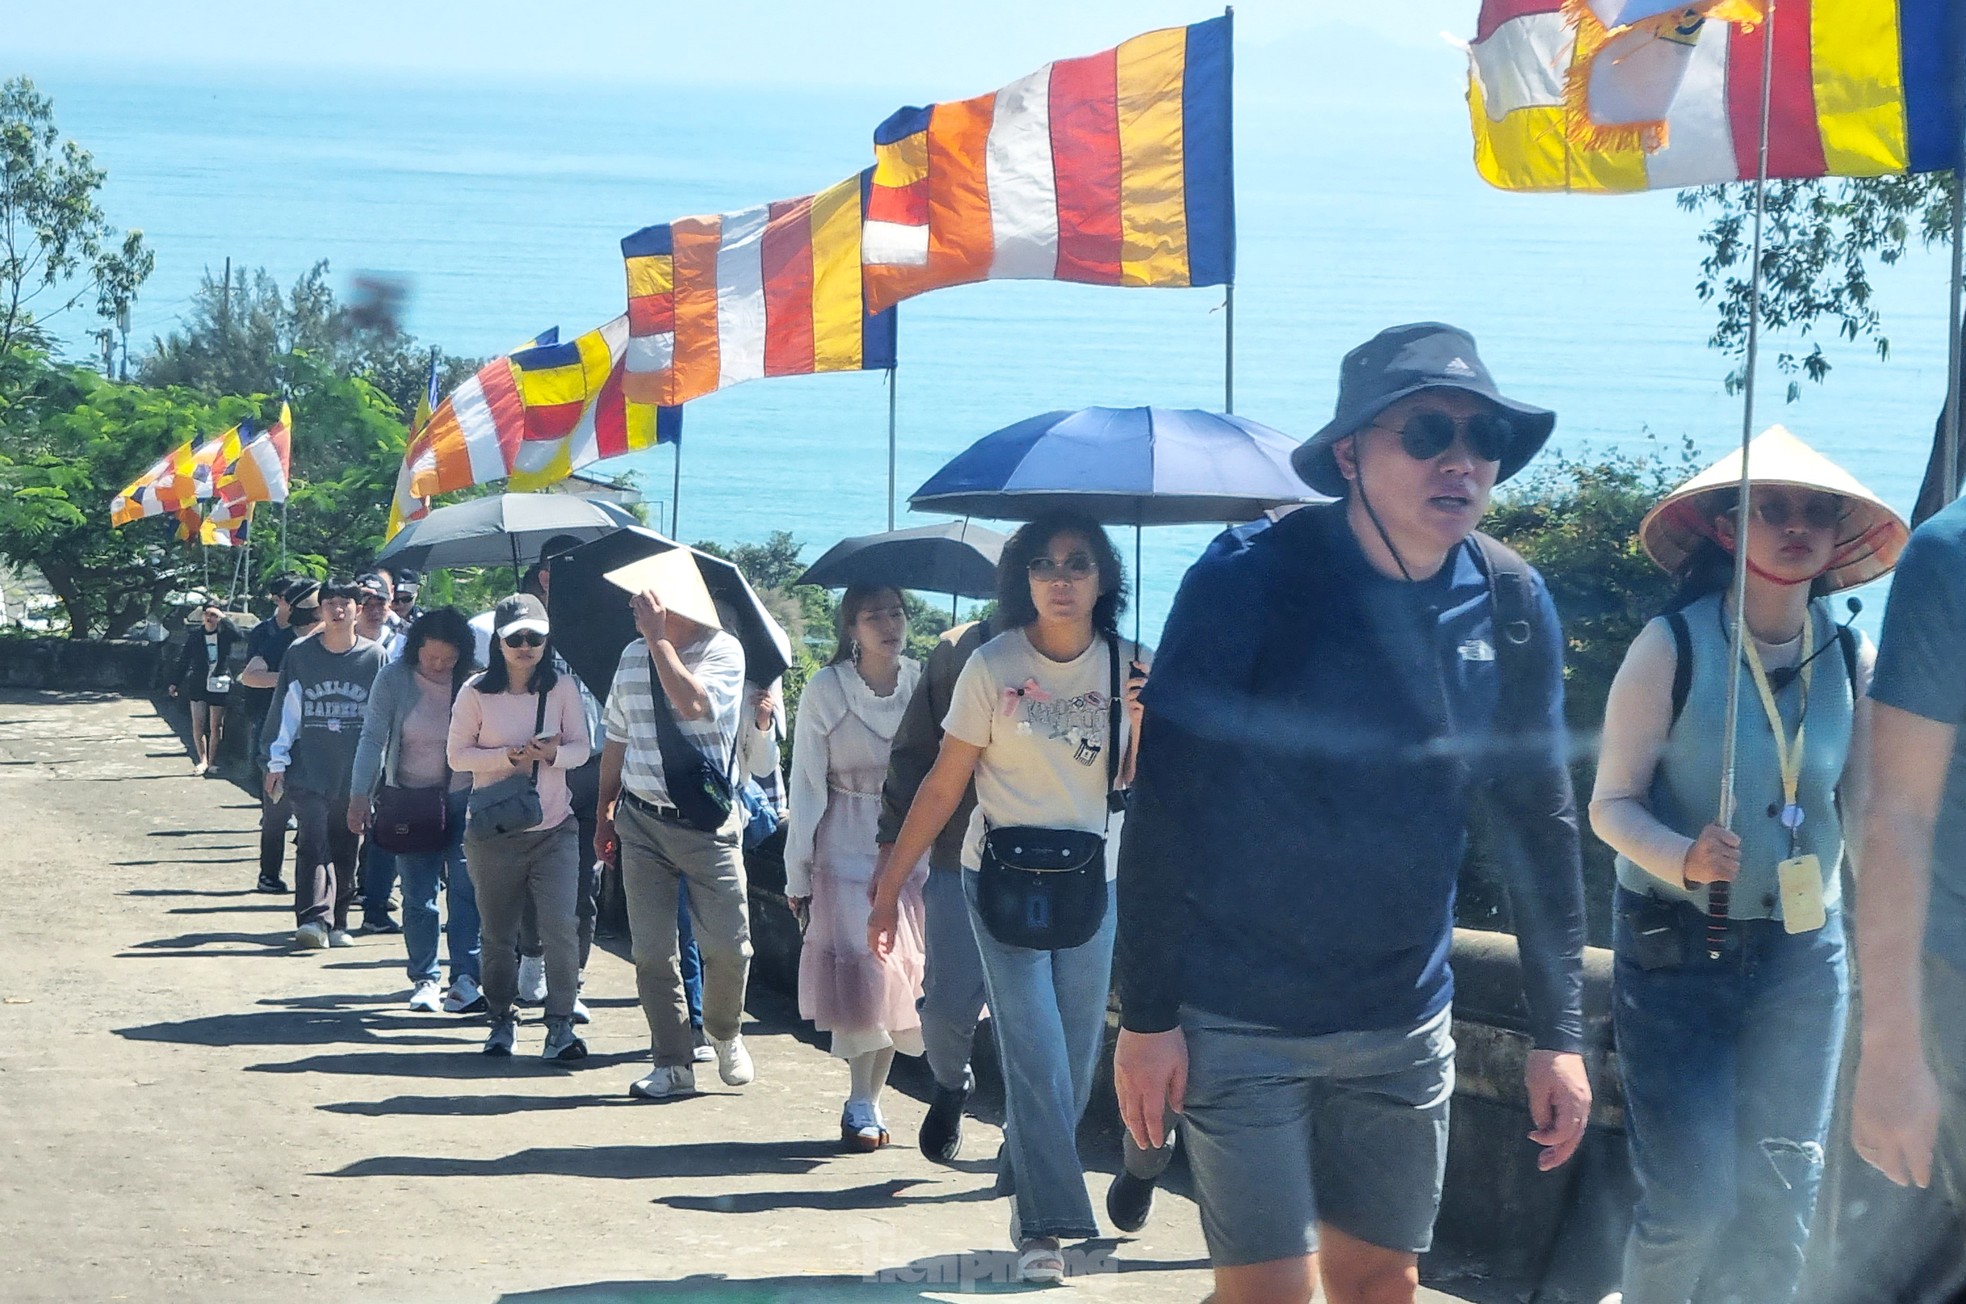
[387,356,442,540]
[620,170,898,409]
[508,315,681,492]
[404,355,529,500]
[110,438,194,525]
[860,15,1235,313]
[1469,0,1966,192]
[230,403,292,504]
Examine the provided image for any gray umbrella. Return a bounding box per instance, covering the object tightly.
[376,493,639,577]
[796,521,1008,600]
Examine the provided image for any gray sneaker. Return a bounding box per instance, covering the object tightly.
[629,1064,696,1099]
[542,1017,588,1063]
[483,1016,517,1057]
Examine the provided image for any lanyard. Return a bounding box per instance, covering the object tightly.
[1740,616,1814,854]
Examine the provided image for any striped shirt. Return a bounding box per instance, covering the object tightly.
[603,632,745,806]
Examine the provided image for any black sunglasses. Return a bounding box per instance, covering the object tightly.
[1752,494,1844,531]
[1371,410,1515,464]
[502,631,546,649]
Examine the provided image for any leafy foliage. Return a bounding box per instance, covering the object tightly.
[1467,440,1698,944]
[0,77,153,357]
[1679,175,1953,397]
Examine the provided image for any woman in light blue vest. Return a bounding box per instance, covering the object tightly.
[1590,427,1907,1304]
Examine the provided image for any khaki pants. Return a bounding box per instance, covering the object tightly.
[617,797,751,1067]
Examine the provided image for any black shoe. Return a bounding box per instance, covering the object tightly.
[918,1083,968,1164]
[1105,1169,1158,1234]
[255,876,288,894]
[358,913,402,936]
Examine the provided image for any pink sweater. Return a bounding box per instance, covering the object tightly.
[447,676,591,833]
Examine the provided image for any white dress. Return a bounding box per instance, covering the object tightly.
[785,658,926,1060]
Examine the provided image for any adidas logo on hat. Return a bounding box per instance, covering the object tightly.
[1444,357,1477,378]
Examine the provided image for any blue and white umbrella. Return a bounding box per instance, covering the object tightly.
[910,407,1326,640]
[908,407,1324,527]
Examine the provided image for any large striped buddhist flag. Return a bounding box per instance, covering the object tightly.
[404,354,530,500]
[620,170,898,409]
[111,425,239,525]
[507,315,681,492]
[230,403,292,504]
[1469,0,1966,192]
[860,15,1235,314]
[387,355,443,540]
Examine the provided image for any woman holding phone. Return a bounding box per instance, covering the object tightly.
[448,594,591,1060]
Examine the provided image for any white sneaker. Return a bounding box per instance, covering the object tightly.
[516,954,547,1004]
[293,921,330,950]
[571,995,591,1025]
[327,929,356,948]
[408,979,443,1013]
[712,1035,754,1086]
[691,1027,714,1063]
[629,1064,697,1099]
[441,974,486,1014]
[191,762,207,777]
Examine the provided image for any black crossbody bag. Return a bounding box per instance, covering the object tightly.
[649,667,736,834]
[974,637,1121,951]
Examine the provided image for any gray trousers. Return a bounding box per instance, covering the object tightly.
[465,817,580,1021]
[617,798,751,1067]
[919,865,989,1092]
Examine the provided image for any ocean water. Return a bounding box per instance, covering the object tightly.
[25,31,1959,644]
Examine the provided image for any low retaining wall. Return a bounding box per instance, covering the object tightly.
[0,636,168,693]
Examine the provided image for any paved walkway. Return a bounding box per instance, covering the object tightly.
[0,691,1488,1302]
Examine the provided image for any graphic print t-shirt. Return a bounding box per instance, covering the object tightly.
[943,630,1145,879]
[265,635,387,798]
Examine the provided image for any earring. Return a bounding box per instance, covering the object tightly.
[850,639,862,664]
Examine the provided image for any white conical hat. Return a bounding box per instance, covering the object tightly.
[602,549,723,632]
[1639,424,1908,593]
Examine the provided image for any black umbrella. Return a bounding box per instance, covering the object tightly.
[376,493,637,577]
[546,526,793,699]
[795,521,1008,600]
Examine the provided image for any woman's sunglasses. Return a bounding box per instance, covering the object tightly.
[1371,410,1515,464]
[1027,553,1096,580]
[1751,495,1845,531]
[502,631,546,649]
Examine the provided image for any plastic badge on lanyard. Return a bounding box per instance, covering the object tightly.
[1741,622,1826,934]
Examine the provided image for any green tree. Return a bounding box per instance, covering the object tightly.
[139,260,479,413]
[0,77,153,356]
[0,348,253,636]
[1680,175,1954,396]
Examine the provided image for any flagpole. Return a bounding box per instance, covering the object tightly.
[1945,159,1964,506]
[1224,283,1235,415]
[887,367,899,531]
[672,440,683,538]
[1712,0,1784,959]
[278,499,288,573]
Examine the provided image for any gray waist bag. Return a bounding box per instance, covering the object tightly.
[466,690,547,837]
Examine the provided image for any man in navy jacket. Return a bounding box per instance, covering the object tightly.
[1114,323,1591,1304]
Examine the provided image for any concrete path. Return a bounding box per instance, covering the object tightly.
[0,691,1489,1303]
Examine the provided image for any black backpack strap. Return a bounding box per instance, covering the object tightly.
[1471,533,1539,734]
[1666,611,1693,731]
[527,686,548,790]
[1837,623,1858,693]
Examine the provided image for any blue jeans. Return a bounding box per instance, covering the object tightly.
[678,880,703,1028]
[1612,888,1848,1304]
[396,790,479,986]
[360,839,400,922]
[963,869,1116,1242]
[920,866,988,1092]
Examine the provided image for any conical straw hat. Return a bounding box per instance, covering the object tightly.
[1639,425,1908,593]
[602,549,724,632]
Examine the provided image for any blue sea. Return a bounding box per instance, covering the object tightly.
[23,26,1959,643]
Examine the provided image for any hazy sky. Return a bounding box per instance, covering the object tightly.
[11,1,1477,92]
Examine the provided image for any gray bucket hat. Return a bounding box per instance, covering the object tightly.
[1292,322,1557,497]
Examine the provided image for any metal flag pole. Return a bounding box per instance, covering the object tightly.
[278,499,288,573]
[1224,283,1236,415]
[672,440,683,538]
[1711,0,1784,959]
[888,366,899,531]
[1945,154,1964,506]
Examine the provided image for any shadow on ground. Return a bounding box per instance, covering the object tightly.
[326,1138,840,1181]
[495,1247,1210,1302]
